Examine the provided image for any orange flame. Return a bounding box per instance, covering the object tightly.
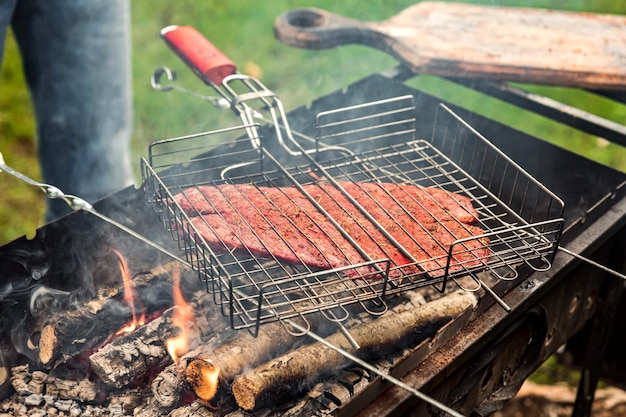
[186,358,221,402]
[112,248,145,336]
[166,269,195,363]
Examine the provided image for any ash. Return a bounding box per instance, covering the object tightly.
[1,363,143,417]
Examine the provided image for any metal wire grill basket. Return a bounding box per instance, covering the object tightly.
[141,95,564,333]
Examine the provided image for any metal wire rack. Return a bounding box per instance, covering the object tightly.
[141,93,564,334]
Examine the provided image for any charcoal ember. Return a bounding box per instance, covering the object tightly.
[107,386,146,414]
[9,365,31,396]
[29,371,46,393]
[38,261,200,369]
[150,364,182,409]
[52,398,74,412]
[107,403,124,416]
[45,375,104,403]
[91,307,185,389]
[90,288,227,390]
[9,363,106,407]
[168,401,218,416]
[23,393,43,407]
[133,397,173,417]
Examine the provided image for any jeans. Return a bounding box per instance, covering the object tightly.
[0,0,134,222]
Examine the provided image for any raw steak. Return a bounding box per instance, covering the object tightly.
[172,182,490,278]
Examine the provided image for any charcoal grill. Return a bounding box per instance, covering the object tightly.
[2,11,626,417]
[141,26,564,337]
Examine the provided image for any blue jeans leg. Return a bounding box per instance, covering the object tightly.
[0,0,16,62]
[10,0,134,222]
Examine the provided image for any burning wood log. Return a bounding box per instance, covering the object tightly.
[89,290,228,388]
[168,401,220,417]
[183,320,304,400]
[38,261,199,368]
[151,263,360,408]
[231,290,477,411]
[133,398,176,417]
[151,319,304,408]
[137,399,220,417]
[151,363,182,409]
[89,306,185,389]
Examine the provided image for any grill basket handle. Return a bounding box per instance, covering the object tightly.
[160,25,236,86]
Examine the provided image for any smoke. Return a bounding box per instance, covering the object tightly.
[5,284,70,366]
[0,248,51,299]
[10,311,38,362]
[29,285,72,318]
[0,212,111,365]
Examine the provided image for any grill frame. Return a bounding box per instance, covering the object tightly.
[1,69,625,416]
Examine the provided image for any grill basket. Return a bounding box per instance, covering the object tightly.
[141,94,564,333]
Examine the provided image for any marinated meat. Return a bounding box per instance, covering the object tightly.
[173,182,490,278]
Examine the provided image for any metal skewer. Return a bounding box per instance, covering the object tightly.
[284,317,466,417]
[0,151,190,268]
[558,246,626,281]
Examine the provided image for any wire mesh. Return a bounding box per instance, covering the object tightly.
[141,95,564,333]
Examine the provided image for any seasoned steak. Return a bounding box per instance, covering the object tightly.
[173,182,490,278]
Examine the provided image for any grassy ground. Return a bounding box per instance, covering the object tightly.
[0,30,41,241]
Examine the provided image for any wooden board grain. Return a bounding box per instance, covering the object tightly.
[274,2,626,90]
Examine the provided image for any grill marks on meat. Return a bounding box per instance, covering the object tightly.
[320,182,488,275]
[183,184,360,273]
[173,182,490,278]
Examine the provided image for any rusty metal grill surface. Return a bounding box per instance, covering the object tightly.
[141,94,564,333]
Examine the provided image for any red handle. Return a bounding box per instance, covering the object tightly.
[160,25,237,86]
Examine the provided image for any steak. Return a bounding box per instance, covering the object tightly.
[173,182,490,279]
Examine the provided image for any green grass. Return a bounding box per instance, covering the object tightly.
[0,30,42,241]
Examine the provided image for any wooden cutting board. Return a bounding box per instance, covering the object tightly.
[274,2,626,90]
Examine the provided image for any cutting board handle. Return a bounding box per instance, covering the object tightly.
[274,8,375,50]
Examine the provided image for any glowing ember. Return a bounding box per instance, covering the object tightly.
[166,269,195,363]
[112,249,145,336]
[185,358,221,402]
